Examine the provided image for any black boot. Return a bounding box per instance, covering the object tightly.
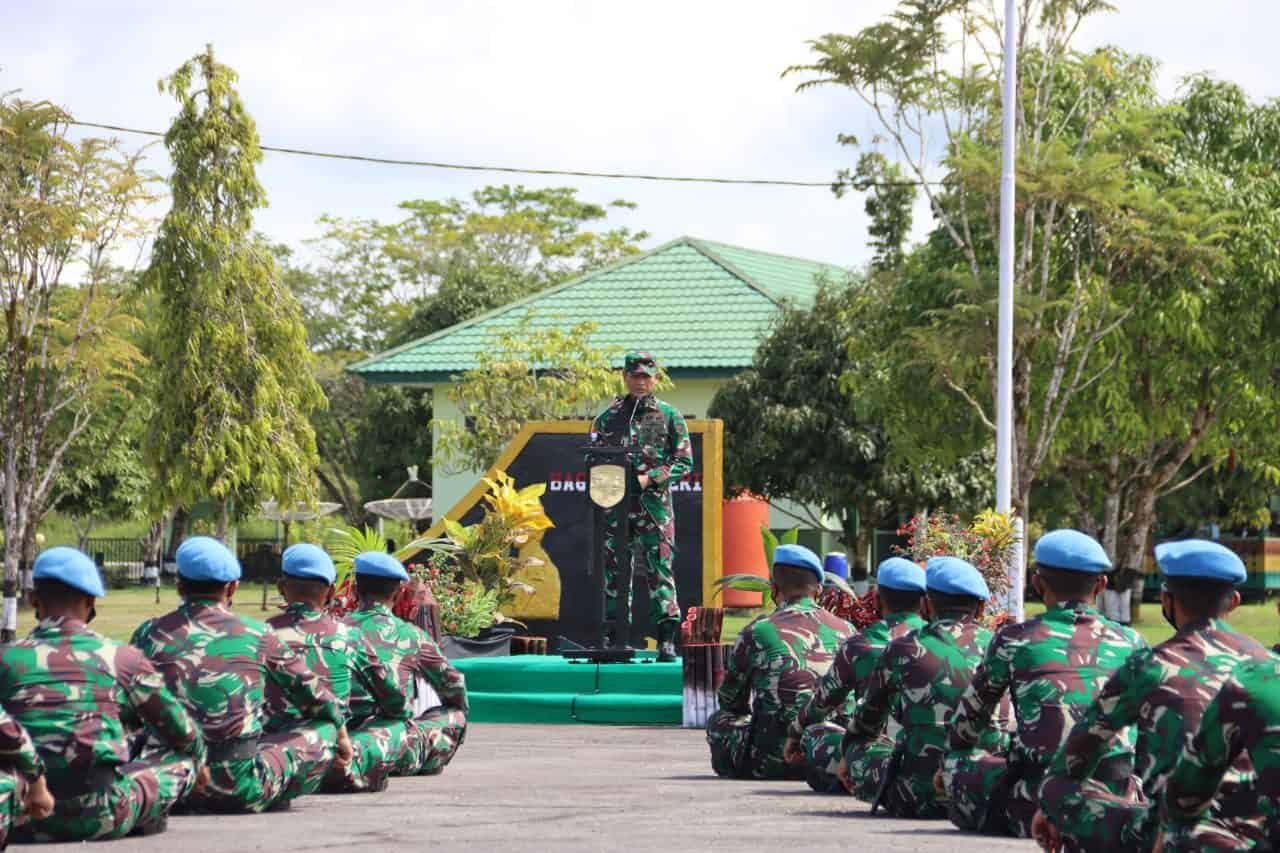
[656,621,679,662]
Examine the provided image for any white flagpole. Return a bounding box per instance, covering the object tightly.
[997,0,1024,620]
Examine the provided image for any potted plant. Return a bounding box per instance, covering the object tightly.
[895,509,1019,626]
[324,525,456,627]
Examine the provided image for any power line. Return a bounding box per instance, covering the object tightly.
[70,119,938,190]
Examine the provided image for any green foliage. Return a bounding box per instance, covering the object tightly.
[839,152,915,271]
[759,526,798,569]
[433,316,624,474]
[0,92,155,592]
[141,46,324,530]
[324,523,455,588]
[423,555,501,638]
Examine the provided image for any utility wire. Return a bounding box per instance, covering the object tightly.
[70,119,940,189]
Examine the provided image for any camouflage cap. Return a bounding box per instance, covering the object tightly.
[624,351,658,376]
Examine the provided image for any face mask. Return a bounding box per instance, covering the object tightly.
[1161,603,1178,632]
[88,605,97,624]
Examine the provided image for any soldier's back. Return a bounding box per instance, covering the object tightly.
[0,617,145,778]
[991,601,1143,768]
[132,600,274,741]
[741,599,852,728]
[266,604,361,723]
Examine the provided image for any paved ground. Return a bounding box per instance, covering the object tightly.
[30,725,1035,851]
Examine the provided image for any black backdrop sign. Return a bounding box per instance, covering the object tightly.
[454,430,707,647]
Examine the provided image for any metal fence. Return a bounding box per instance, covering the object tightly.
[84,538,148,582]
[236,539,282,582]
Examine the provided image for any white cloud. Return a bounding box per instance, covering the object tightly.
[4,0,1280,271]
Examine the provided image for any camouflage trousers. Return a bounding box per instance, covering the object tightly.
[325,717,411,793]
[193,721,337,813]
[396,708,468,777]
[801,722,848,794]
[19,750,197,842]
[705,710,799,781]
[1039,773,1268,853]
[604,493,680,629]
[843,735,949,818]
[944,749,1037,837]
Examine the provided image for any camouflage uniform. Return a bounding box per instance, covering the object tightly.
[844,616,1008,816]
[706,596,853,779]
[132,599,345,813]
[1162,657,1280,851]
[1038,618,1271,852]
[345,602,468,776]
[591,392,693,628]
[2,616,204,841]
[0,701,42,846]
[944,601,1146,837]
[266,602,410,793]
[790,610,927,793]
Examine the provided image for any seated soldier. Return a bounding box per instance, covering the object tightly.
[1160,655,1280,851]
[785,557,928,794]
[943,529,1146,838]
[131,537,350,813]
[706,544,854,780]
[0,705,52,847]
[265,544,410,794]
[344,552,468,777]
[3,547,202,841]
[839,556,1007,817]
[1035,539,1271,853]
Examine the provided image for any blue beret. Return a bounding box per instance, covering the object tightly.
[33,547,106,598]
[773,544,823,585]
[1034,529,1112,575]
[282,544,335,584]
[354,551,408,581]
[877,557,926,593]
[926,556,990,600]
[1156,539,1247,584]
[176,537,241,583]
[823,552,849,580]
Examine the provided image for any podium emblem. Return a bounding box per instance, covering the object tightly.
[589,463,627,509]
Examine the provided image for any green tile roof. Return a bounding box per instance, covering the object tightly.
[349,236,847,384]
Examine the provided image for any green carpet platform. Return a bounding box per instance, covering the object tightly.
[453,653,683,725]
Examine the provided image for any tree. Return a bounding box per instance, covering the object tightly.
[142,46,323,538]
[433,317,623,474]
[307,186,647,352]
[709,282,993,580]
[1059,76,1280,572]
[0,95,153,637]
[788,1,1218,517]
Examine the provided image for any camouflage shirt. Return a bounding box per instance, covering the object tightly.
[266,602,408,726]
[792,610,927,736]
[1163,657,1280,828]
[0,705,41,782]
[1,617,205,781]
[1045,618,1270,800]
[132,599,344,742]
[344,602,468,720]
[591,394,693,491]
[852,617,1007,761]
[948,601,1146,773]
[718,597,853,741]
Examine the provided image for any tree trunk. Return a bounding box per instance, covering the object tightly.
[1100,454,1123,563]
[1,515,20,643]
[842,508,866,582]
[166,508,188,561]
[216,500,230,542]
[20,523,38,607]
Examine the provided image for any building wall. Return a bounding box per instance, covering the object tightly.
[429,376,836,551]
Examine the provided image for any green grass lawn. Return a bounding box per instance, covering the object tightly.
[722,600,1280,649]
[45,583,289,643]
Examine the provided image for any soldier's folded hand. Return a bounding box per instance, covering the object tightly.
[1030,809,1061,852]
[334,725,354,769]
[932,769,946,798]
[23,774,54,821]
[782,737,804,766]
[836,758,853,793]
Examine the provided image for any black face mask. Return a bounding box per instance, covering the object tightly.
[1161,603,1178,632]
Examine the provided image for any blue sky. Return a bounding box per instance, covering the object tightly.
[7,1,1280,270]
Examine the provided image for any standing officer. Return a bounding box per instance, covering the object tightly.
[4,546,203,841]
[785,557,928,793]
[131,537,349,813]
[839,557,1006,817]
[344,551,468,777]
[706,544,854,779]
[943,529,1146,838]
[591,350,693,661]
[265,544,410,794]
